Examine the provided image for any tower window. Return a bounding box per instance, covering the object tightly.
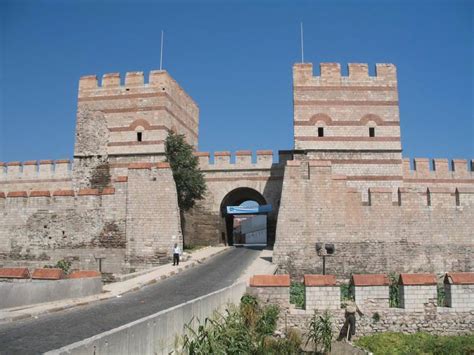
[137,132,143,142]
[318,127,324,137]
[369,127,375,137]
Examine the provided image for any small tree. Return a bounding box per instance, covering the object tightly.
[165,132,206,212]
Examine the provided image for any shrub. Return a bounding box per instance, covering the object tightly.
[437,283,446,307]
[44,259,72,274]
[388,272,400,307]
[182,294,286,354]
[290,282,305,308]
[355,332,474,355]
[306,310,333,354]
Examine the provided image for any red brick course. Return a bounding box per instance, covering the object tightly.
[352,274,389,286]
[399,273,437,286]
[32,268,65,280]
[100,187,115,195]
[53,190,75,197]
[250,274,290,287]
[114,176,128,183]
[78,189,99,196]
[68,270,101,279]
[128,163,153,169]
[7,191,28,198]
[444,272,474,285]
[29,191,51,197]
[0,267,30,279]
[304,274,337,286]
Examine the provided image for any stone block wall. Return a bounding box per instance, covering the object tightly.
[444,272,474,311]
[445,284,474,311]
[399,274,438,312]
[304,274,340,311]
[248,275,290,309]
[274,159,474,277]
[352,274,390,308]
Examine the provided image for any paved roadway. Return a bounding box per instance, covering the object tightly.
[0,246,261,354]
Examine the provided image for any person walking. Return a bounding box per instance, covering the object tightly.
[172,243,181,266]
[337,300,364,342]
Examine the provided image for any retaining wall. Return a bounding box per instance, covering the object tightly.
[46,282,247,355]
[0,277,102,309]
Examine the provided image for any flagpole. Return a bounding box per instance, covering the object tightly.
[300,22,304,63]
[160,30,164,70]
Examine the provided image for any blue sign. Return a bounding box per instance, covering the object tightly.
[226,204,272,215]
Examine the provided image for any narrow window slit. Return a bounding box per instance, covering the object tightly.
[369,127,375,137]
[137,132,143,142]
[318,127,324,137]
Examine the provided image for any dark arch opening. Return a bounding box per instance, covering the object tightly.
[220,187,268,246]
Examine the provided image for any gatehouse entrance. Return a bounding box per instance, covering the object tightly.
[220,188,272,246]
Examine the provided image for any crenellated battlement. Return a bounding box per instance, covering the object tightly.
[283,159,474,207]
[194,150,280,171]
[78,69,198,114]
[293,62,397,85]
[403,158,474,180]
[0,159,73,181]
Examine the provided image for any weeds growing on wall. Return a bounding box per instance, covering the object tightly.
[340,283,354,302]
[306,310,333,354]
[182,294,301,354]
[437,283,446,307]
[388,272,400,307]
[290,282,305,309]
[44,259,72,274]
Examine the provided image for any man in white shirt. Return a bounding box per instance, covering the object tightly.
[172,243,181,266]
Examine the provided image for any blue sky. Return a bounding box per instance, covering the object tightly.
[1,0,472,162]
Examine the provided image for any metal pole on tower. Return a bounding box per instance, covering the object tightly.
[300,22,304,63]
[160,30,164,70]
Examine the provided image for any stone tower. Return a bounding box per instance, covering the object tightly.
[73,70,199,188]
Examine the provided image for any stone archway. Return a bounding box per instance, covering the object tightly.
[220,187,268,246]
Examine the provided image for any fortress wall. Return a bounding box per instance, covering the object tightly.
[293,63,401,152]
[0,187,128,273]
[274,160,474,277]
[0,160,73,192]
[125,163,182,269]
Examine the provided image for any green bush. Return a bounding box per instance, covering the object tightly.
[290,282,305,308]
[355,332,474,355]
[182,294,295,354]
[44,259,72,274]
[437,283,446,307]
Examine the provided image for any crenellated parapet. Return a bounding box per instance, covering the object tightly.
[0,160,72,181]
[403,158,474,181]
[194,150,278,171]
[283,159,474,207]
[293,62,397,86]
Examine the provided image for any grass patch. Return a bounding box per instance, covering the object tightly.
[355,332,474,355]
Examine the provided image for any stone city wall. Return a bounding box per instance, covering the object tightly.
[0,163,182,274]
[274,159,474,277]
[250,273,474,337]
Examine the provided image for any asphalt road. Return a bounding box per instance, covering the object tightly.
[0,246,261,354]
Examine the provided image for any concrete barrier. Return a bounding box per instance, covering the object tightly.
[0,277,102,309]
[46,282,247,355]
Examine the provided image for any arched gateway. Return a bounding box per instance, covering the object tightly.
[220,187,271,246]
